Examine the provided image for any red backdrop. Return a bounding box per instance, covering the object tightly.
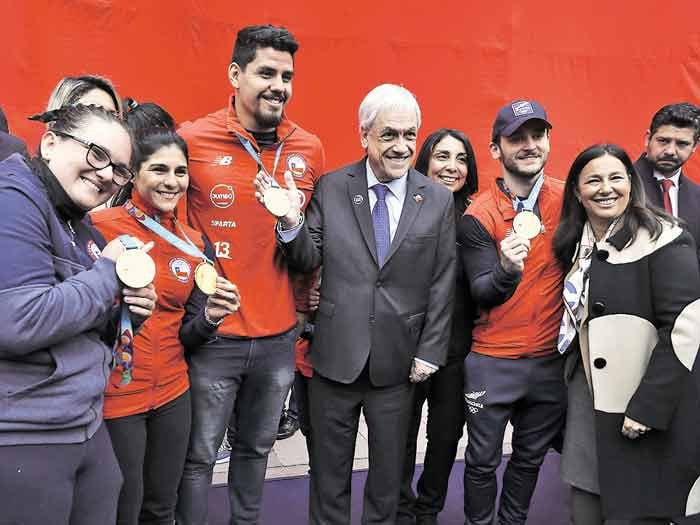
[2,0,700,183]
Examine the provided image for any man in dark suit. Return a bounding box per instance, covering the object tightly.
[256,83,456,524]
[635,102,700,250]
[0,105,28,162]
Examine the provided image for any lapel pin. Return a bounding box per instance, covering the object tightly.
[413,193,423,203]
[353,194,364,205]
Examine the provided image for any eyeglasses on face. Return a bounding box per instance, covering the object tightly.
[53,130,134,186]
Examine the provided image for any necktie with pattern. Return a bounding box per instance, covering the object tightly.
[371,184,390,266]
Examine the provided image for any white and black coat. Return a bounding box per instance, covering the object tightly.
[563,220,700,521]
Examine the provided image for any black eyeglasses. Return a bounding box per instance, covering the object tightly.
[53,130,134,186]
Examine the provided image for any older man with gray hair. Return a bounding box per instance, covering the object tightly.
[256,83,456,524]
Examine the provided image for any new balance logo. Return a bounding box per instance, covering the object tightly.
[212,155,233,166]
[465,390,486,414]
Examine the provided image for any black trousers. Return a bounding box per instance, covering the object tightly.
[463,352,566,525]
[0,423,123,525]
[309,369,414,525]
[398,358,466,523]
[107,390,191,525]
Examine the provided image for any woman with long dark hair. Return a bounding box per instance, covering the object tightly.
[0,104,156,524]
[553,143,700,523]
[398,128,478,524]
[91,101,240,525]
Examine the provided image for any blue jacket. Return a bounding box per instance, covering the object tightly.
[0,153,121,445]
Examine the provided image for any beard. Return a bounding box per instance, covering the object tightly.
[651,156,683,174]
[502,155,546,179]
[253,108,283,130]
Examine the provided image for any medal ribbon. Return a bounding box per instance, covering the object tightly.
[124,201,212,264]
[113,234,139,386]
[236,134,285,186]
[511,174,544,212]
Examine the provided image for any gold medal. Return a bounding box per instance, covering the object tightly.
[513,211,542,240]
[263,187,291,217]
[115,249,156,288]
[194,262,218,295]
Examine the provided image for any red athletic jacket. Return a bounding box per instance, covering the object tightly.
[178,97,325,338]
[92,191,213,418]
[465,176,565,358]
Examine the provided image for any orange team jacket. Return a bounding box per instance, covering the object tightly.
[91,191,211,418]
[178,96,325,338]
[466,176,565,358]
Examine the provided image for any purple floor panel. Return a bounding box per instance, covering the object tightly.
[208,452,569,524]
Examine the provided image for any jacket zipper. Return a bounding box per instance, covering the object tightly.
[66,220,77,246]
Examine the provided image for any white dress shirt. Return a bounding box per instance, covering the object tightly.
[653,168,681,217]
[365,160,407,242]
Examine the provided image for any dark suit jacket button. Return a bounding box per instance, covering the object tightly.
[596,250,609,261]
[593,357,607,369]
[592,301,606,315]
[375,280,382,288]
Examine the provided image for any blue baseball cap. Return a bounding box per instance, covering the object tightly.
[492,100,552,142]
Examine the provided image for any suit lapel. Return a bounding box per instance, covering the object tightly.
[384,170,426,265]
[346,161,379,265]
[678,172,692,219]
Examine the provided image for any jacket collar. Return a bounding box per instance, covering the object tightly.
[346,158,427,268]
[636,153,689,187]
[491,173,554,220]
[225,95,297,149]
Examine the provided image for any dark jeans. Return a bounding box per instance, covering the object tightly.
[176,329,296,525]
[463,351,566,525]
[106,390,191,525]
[398,359,466,524]
[0,423,123,525]
[309,369,414,525]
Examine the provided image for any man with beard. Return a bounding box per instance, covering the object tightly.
[262,84,456,524]
[634,103,700,252]
[457,100,566,525]
[176,25,325,525]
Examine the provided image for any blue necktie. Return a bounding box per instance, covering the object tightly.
[372,184,390,266]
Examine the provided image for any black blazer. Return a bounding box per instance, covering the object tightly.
[282,159,456,387]
[635,154,700,254]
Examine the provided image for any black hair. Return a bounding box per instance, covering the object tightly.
[123,98,176,137]
[553,143,675,269]
[0,105,8,133]
[648,103,700,144]
[111,100,188,207]
[414,128,479,217]
[29,104,130,150]
[231,25,299,69]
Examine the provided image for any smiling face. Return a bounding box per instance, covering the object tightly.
[645,124,697,175]
[576,153,631,235]
[229,47,294,132]
[361,107,418,182]
[426,135,468,193]
[490,120,550,180]
[41,116,131,210]
[133,144,189,214]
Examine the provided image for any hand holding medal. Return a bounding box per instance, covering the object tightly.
[254,169,305,227]
[499,232,531,275]
[203,277,241,325]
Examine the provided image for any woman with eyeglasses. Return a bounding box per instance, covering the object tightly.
[0,104,157,524]
[91,101,240,525]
